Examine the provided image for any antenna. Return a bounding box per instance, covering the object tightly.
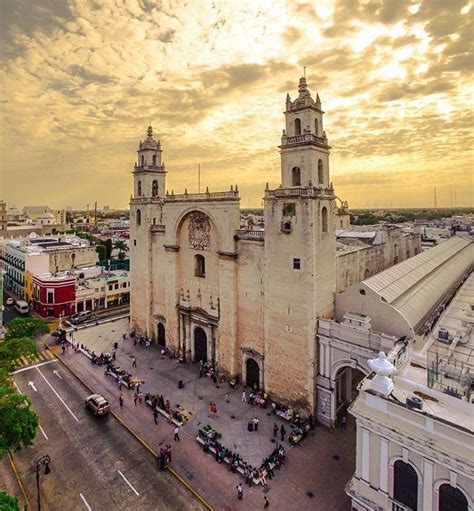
[198,163,201,193]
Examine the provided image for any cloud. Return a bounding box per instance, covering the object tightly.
[0,0,472,209]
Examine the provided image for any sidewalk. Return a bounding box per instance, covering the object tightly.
[50,318,354,510]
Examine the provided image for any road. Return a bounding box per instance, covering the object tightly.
[13,359,204,511]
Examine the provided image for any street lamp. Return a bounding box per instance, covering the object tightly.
[36,455,51,511]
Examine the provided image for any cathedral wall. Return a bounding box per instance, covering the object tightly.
[235,240,265,374]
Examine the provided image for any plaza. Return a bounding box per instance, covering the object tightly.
[60,317,356,510]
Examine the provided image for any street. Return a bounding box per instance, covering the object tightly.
[13,358,204,511]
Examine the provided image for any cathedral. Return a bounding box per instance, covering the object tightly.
[129,77,419,413]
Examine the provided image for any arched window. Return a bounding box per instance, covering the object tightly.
[152,154,156,166]
[294,118,301,135]
[195,254,205,277]
[137,180,142,196]
[152,180,158,197]
[321,207,328,233]
[292,167,301,186]
[140,155,144,166]
[439,484,468,511]
[318,159,324,184]
[315,119,319,136]
[393,460,418,511]
[136,209,141,226]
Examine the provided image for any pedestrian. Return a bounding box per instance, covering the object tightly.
[166,444,172,463]
[61,344,65,355]
[212,403,218,416]
[236,483,243,500]
[257,469,267,487]
[174,426,181,442]
[264,495,270,509]
[119,393,124,407]
[208,402,213,417]
[212,373,217,386]
[123,332,127,340]
[153,408,159,425]
[118,376,123,390]
[241,390,246,403]
[280,424,286,442]
[136,383,141,393]
[273,422,278,438]
[134,337,137,346]
[341,415,347,430]
[112,349,116,361]
[224,392,229,403]
[138,391,144,404]
[133,392,138,405]
[253,417,259,432]
[132,356,137,368]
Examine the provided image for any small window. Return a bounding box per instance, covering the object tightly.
[136,209,141,226]
[141,155,144,166]
[195,254,206,277]
[292,167,301,186]
[315,119,319,136]
[137,180,142,196]
[152,154,156,166]
[152,180,158,197]
[293,258,301,270]
[133,239,137,246]
[321,206,328,233]
[318,160,324,184]
[294,118,301,135]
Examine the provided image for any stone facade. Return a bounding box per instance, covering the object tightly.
[129,78,421,413]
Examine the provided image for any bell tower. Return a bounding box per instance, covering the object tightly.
[263,77,336,413]
[280,77,330,188]
[133,125,166,200]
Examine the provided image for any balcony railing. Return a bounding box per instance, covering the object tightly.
[235,229,265,241]
[150,224,165,233]
[390,498,412,511]
[166,190,240,202]
[133,164,166,172]
[265,186,334,198]
[281,133,328,146]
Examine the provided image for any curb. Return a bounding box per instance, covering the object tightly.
[48,346,213,511]
[7,451,31,511]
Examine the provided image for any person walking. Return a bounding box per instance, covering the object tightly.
[341,415,347,430]
[174,426,181,442]
[138,391,144,404]
[133,392,138,406]
[273,422,278,438]
[236,483,243,500]
[61,344,66,355]
[212,403,218,416]
[253,417,259,432]
[224,392,229,403]
[132,356,137,368]
[153,408,159,425]
[241,390,246,403]
[280,424,286,442]
[166,444,172,463]
[264,495,270,509]
[119,393,124,408]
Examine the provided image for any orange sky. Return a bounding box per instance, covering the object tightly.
[1,0,473,209]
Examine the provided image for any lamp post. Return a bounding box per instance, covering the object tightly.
[36,455,51,511]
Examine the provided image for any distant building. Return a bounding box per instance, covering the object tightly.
[23,206,50,221]
[0,201,6,238]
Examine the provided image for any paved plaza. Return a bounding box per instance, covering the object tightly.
[56,317,355,510]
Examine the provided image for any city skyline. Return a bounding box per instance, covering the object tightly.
[1,0,473,209]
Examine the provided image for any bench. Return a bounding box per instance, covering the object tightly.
[145,399,183,427]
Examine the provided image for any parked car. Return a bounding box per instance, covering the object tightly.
[85,394,110,416]
[70,310,97,325]
[6,297,14,305]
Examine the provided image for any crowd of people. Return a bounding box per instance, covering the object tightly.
[200,429,286,487]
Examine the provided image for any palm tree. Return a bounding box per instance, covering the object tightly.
[113,239,128,260]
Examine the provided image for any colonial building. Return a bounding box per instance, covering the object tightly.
[129,78,420,413]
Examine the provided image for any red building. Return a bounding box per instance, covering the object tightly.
[32,273,76,318]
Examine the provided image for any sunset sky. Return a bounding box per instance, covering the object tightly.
[1,0,472,210]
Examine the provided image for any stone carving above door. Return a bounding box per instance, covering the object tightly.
[189,212,211,250]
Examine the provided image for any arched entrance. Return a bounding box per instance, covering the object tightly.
[246,358,260,389]
[439,484,468,511]
[393,460,418,511]
[334,365,366,424]
[194,327,207,363]
[157,322,166,347]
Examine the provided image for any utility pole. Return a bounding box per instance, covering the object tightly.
[94,201,97,231]
[198,163,201,193]
[434,187,437,209]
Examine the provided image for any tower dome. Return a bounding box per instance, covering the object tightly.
[140,125,160,150]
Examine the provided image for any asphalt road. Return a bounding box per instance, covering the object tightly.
[13,360,203,511]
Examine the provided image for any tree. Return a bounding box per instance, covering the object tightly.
[0,491,19,511]
[113,240,128,260]
[5,317,49,341]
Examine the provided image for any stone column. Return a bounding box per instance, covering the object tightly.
[423,459,433,511]
[379,437,389,494]
[361,428,370,482]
